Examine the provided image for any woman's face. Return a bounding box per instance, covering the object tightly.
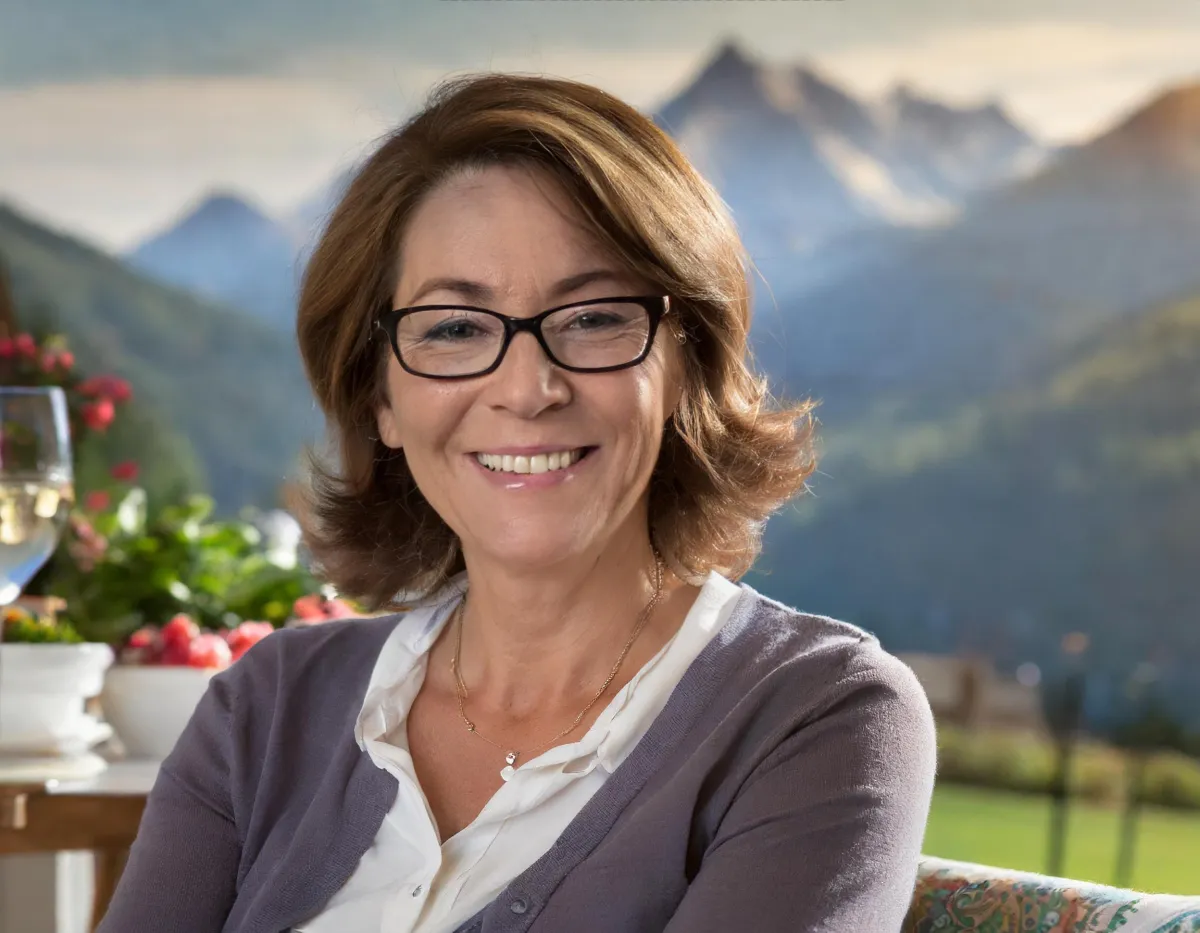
[376,164,683,572]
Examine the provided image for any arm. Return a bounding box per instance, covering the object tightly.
[664,644,937,933]
[96,667,243,933]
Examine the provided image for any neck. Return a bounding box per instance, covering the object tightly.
[450,524,677,717]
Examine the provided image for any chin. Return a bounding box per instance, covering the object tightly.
[473,529,591,571]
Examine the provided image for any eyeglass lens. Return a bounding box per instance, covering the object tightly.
[394,301,653,376]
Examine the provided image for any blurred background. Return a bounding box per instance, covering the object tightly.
[2,0,1199,916]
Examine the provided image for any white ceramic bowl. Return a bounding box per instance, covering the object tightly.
[0,643,114,750]
[100,665,218,760]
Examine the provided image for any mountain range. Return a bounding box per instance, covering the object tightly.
[750,285,1200,728]
[757,82,1200,421]
[123,40,1048,330]
[739,80,1200,726]
[654,41,1046,258]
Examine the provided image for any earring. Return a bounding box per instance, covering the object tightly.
[674,328,687,345]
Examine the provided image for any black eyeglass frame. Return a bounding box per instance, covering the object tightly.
[375,294,671,380]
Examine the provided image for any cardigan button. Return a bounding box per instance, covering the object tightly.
[509,897,529,915]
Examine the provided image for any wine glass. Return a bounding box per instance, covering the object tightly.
[0,387,74,607]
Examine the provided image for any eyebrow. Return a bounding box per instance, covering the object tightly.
[401,269,633,307]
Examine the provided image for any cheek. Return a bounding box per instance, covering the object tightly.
[383,366,467,458]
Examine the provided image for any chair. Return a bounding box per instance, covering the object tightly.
[906,857,1200,932]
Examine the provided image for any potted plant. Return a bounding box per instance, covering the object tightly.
[100,594,358,760]
[0,331,131,775]
[0,601,115,776]
[99,614,273,759]
[43,483,357,758]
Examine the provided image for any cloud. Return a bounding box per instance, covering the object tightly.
[0,76,390,250]
[0,49,701,251]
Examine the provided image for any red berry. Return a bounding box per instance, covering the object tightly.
[161,614,199,648]
[127,626,159,650]
[159,639,192,666]
[186,633,232,669]
[322,598,355,619]
[292,594,326,621]
[225,621,274,661]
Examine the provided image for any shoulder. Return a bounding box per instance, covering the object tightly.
[212,613,407,715]
[721,584,936,748]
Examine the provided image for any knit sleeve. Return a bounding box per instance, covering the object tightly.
[663,641,937,933]
[95,663,243,933]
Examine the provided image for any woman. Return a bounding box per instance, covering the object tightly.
[99,72,936,933]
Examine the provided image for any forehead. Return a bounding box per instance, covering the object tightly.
[396,164,619,294]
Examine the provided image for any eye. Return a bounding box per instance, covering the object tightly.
[568,310,621,329]
[421,316,489,342]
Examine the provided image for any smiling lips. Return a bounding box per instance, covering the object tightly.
[474,448,589,475]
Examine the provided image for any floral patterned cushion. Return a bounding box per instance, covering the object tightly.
[906,857,1200,932]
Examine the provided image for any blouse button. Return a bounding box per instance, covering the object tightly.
[509,897,529,914]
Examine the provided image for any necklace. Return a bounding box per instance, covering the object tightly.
[450,552,666,782]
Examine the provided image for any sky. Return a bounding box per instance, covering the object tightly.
[4,0,1200,252]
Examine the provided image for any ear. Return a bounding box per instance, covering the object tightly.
[375,401,404,450]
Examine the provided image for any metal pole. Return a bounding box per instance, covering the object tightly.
[1115,752,1146,888]
[1046,662,1087,876]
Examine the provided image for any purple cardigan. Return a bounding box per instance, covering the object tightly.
[97,584,937,933]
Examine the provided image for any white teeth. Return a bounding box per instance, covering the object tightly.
[476,449,585,474]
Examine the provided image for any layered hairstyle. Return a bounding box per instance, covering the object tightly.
[292,72,818,608]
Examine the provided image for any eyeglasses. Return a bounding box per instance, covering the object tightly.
[376,295,670,379]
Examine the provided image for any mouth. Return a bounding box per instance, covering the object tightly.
[472,446,597,475]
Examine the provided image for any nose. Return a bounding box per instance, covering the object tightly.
[486,330,571,417]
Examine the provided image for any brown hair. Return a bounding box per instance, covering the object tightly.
[291,72,817,608]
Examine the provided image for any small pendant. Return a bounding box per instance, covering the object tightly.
[500,750,518,783]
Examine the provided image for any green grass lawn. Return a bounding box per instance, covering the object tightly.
[925,784,1200,895]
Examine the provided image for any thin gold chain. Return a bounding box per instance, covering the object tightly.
[450,552,666,769]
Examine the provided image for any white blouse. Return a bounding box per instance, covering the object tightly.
[297,569,741,933]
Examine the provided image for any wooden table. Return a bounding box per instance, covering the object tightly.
[0,761,156,932]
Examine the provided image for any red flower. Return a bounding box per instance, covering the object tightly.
[84,490,110,512]
[81,398,115,432]
[57,351,75,370]
[76,375,130,402]
[106,377,132,403]
[40,351,59,373]
[13,333,36,358]
[0,338,13,359]
[110,460,139,482]
[66,514,108,571]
